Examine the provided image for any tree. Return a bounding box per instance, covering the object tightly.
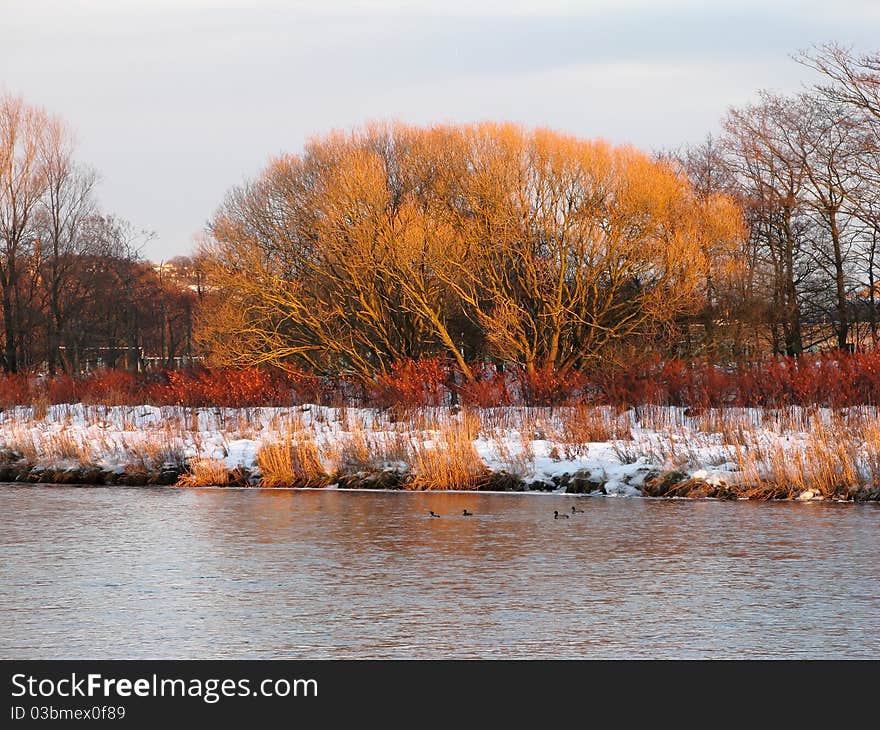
[201,122,736,379]
[723,94,812,355]
[437,124,726,375]
[36,113,99,373]
[798,43,880,123]
[792,95,863,350]
[203,124,479,380]
[0,94,49,372]
[800,44,880,348]
[674,137,751,357]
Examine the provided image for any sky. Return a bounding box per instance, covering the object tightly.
[2,0,879,260]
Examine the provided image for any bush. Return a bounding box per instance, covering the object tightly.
[0,374,32,408]
[368,358,451,408]
[3,351,880,409]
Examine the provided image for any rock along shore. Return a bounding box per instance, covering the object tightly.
[2,454,878,502]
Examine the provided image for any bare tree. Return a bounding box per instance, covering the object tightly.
[800,44,880,348]
[0,93,49,372]
[793,96,863,350]
[677,136,752,357]
[723,94,811,355]
[798,43,880,123]
[36,113,99,372]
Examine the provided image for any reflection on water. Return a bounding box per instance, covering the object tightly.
[1,485,878,658]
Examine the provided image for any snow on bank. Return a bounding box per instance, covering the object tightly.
[0,402,875,499]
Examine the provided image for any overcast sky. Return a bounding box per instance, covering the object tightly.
[2,0,878,260]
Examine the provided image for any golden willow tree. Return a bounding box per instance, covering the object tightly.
[199,123,743,381]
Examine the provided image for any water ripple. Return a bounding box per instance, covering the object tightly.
[1,485,878,659]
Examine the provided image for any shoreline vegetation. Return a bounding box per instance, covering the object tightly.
[2,395,880,502]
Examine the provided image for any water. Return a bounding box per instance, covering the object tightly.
[1,484,878,659]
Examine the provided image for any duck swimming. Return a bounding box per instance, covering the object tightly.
[462,509,473,516]
[571,505,585,514]
[429,511,440,518]
[554,510,569,519]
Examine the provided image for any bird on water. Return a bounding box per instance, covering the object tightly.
[554,510,569,519]
[462,509,473,516]
[571,505,585,514]
[429,511,440,518]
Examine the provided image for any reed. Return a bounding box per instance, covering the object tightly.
[490,429,535,477]
[177,457,232,487]
[42,429,88,461]
[257,434,329,488]
[1,427,40,462]
[557,404,631,459]
[338,425,374,472]
[409,420,487,490]
[335,422,410,472]
[726,412,880,498]
[121,433,187,472]
[31,395,49,421]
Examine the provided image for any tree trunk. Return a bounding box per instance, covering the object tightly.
[2,275,17,373]
[829,212,849,350]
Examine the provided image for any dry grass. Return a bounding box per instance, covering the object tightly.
[611,439,653,465]
[257,434,329,487]
[334,404,350,431]
[177,457,231,487]
[31,395,49,421]
[338,424,374,471]
[409,420,487,490]
[232,409,259,440]
[457,407,483,440]
[633,405,689,432]
[1,427,40,462]
[335,422,410,471]
[557,404,631,458]
[41,429,88,461]
[377,429,412,465]
[121,434,187,472]
[757,406,820,434]
[726,411,880,498]
[387,405,440,432]
[490,428,535,476]
[4,400,880,499]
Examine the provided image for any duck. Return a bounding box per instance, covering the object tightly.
[429,511,440,518]
[554,510,569,519]
[571,505,585,514]
[462,509,473,516]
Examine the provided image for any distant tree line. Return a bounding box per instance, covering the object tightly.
[0,93,203,373]
[4,43,879,379]
[199,43,880,380]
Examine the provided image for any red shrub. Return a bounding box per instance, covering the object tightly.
[846,351,880,405]
[513,365,588,407]
[158,367,287,407]
[2,351,880,409]
[0,373,33,408]
[79,369,140,405]
[456,363,515,407]
[288,372,332,405]
[368,358,451,408]
[735,359,789,407]
[44,375,82,405]
[594,357,665,406]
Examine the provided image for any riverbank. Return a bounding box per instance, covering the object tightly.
[2,403,880,501]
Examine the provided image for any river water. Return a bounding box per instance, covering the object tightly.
[1,484,878,659]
